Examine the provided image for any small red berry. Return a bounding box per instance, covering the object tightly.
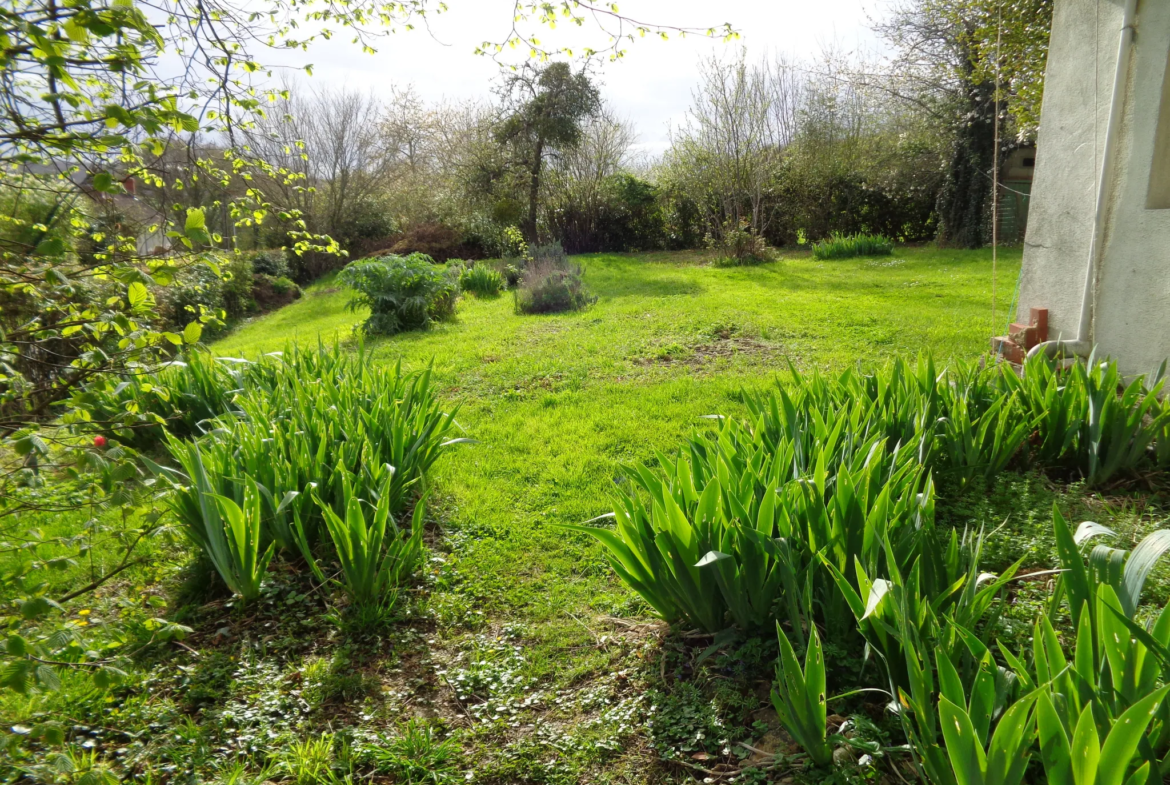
[93,435,107,448]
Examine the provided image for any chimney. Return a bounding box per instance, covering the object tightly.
[122,176,136,196]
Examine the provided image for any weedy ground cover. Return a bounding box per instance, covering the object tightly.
[7,247,1170,784]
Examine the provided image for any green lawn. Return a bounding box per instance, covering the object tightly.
[216,248,1027,631]
[216,248,1038,780]
[25,246,1157,784]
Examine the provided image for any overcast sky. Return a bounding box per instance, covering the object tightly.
[261,0,887,157]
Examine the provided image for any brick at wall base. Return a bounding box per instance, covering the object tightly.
[991,336,1025,364]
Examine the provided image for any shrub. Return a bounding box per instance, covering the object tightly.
[500,262,522,288]
[459,263,505,297]
[530,241,568,267]
[389,223,478,262]
[810,232,894,259]
[545,173,667,254]
[252,274,301,312]
[161,255,260,330]
[706,219,772,266]
[286,249,347,285]
[497,225,530,260]
[513,251,595,315]
[220,255,256,319]
[163,261,224,331]
[339,253,460,335]
[250,249,289,278]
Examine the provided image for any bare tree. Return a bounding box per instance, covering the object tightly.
[543,105,639,250]
[665,52,781,239]
[247,83,391,255]
[382,85,431,175]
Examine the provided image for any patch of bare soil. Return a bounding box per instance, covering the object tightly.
[635,336,783,368]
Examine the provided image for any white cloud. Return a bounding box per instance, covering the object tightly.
[257,0,886,156]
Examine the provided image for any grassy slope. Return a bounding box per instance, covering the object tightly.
[217,247,1023,622]
[29,246,1156,784]
[220,248,1037,779]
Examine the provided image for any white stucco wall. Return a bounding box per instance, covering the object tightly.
[1019,0,1170,375]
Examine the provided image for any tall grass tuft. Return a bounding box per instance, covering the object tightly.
[458,262,505,297]
[157,444,273,600]
[77,350,249,448]
[811,233,893,259]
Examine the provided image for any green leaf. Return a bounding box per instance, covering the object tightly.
[1070,703,1099,785]
[1097,685,1170,785]
[34,722,65,745]
[19,596,57,620]
[1123,763,1151,785]
[127,281,148,309]
[939,695,986,785]
[34,236,67,256]
[0,661,34,694]
[185,207,206,232]
[984,697,1036,785]
[5,635,28,656]
[183,321,203,345]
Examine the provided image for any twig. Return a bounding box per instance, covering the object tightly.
[736,742,774,757]
[438,671,477,726]
[57,558,145,603]
[566,612,605,648]
[171,640,200,657]
[889,757,915,785]
[666,756,741,779]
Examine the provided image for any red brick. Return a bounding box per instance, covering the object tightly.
[1009,323,1040,349]
[992,336,1024,364]
[1030,308,1049,342]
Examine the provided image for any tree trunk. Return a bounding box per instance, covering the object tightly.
[526,138,544,243]
[937,60,996,248]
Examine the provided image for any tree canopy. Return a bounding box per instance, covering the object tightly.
[495,62,601,240]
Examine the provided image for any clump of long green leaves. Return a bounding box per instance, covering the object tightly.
[458,262,505,297]
[572,353,1170,779]
[850,507,1170,785]
[811,232,894,260]
[159,444,274,600]
[1002,354,1170,484]
[153,344,466,595]
[772,625,833,767]
[308,468,426,608]
[564,408,936,634]
[75,350,250,448]
[756,354,1167,487]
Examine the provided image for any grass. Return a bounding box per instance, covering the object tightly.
[10,246,1170,783]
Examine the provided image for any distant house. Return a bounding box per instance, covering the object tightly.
[21,163,171,258]
[82,176,171,258]
[1011,0,1170,375]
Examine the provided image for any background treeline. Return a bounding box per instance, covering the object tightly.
[133,0,1049,284]
[191,52,945,279]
